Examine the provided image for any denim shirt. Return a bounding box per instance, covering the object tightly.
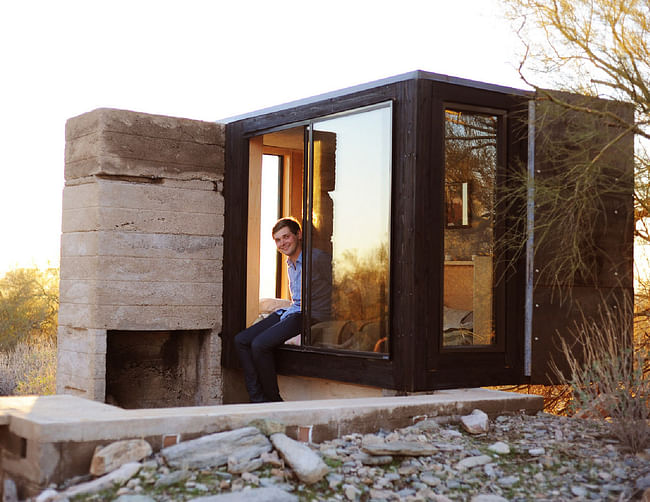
[280,253,302,320]
[278,250,332,322]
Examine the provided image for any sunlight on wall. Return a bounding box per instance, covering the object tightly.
[259,155,281,298]
[635,219,650,293]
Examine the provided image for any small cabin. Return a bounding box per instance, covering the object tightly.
[220,70,633,398]
[58,71,633,406]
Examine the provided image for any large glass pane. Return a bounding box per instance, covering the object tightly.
[307,106,392,353]
[443,110,497,347]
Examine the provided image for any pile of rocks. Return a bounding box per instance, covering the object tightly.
[24,411,649,502]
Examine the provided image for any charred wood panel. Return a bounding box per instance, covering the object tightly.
[530,93,634,384]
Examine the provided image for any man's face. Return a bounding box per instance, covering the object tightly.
[273,226,302,259]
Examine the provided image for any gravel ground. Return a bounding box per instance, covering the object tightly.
[49,412,649,502]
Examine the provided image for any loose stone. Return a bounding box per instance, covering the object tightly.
[398,464,418,475]
[90,439,153,476]
[344,484,361,501]
[461,409,489,434]
[241,472,260,486]
[247,418,286,436]
[498,475,520,487]
[361,435,437,456]
[420,472,441,487]
[154,470,191,489]
[62,462,142,499]
[487,442,510,455]
[571,485,588,497]
[406,418,441,433]
[358,453,393,466]
[270,433,329,484]
[162,427,271,470]
[456,455,493,471]
[228,456,264,474]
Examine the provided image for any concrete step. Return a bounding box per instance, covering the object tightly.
[0,389,542,498]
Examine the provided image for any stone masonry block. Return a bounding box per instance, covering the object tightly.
[62,179,224,215]
[66,131,224,172]
[62,207,223,235]
[57,302,221,331]
[57,303,95,329]
[64,108,225,181]
[66,108,225,145]
[105,305,221,331]
[57,326,107,354]
[58,349,106,380]
[60,232,99,257]
[60,255,222,282]
[61,232,223,261]
[59,279,223,307]
[205,330,223,404]
[57,371,105,400]
[62,182,98,211]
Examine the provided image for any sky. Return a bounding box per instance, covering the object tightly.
[0,0,529,275]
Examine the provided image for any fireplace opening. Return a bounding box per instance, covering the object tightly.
[106,329,211,409]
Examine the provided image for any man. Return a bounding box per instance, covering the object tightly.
[234,217,331,402]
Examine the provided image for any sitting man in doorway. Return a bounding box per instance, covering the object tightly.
[235,217,331,402]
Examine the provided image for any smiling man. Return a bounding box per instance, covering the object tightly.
[234,217,331,402]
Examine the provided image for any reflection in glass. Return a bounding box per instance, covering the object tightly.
[307,106,392,353]
[443,110,497,346]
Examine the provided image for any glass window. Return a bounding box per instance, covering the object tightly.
[259,154,281,299]
[443,109,497,347]
[306,105,392,354]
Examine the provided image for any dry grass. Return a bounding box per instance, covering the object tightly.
[491,384,574,416]
[551,300,649,453]
[0,337,56,396]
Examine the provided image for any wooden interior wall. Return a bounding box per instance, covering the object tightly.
[246,136,263,326]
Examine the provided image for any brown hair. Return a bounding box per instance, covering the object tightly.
[272,217,301,236]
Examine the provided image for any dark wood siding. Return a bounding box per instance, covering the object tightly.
[530,93,634,383]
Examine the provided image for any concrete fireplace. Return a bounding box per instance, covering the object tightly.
[57,108,224,406]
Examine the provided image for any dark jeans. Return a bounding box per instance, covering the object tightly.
[234,312,302,402]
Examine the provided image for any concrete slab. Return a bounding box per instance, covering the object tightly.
[2,389,542,443]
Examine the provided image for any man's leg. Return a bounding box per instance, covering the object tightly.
[251,313,302,402]
[234,313,281,402]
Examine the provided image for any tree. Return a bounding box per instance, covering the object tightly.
[0,267,59,350]
[497,0,645,283]
[501,0,649,449]
[503,0,648,213]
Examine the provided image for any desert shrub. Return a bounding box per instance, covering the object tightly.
[0,338,57,396]
[492,384,574,416]
[552,301,649,452]
[0,267,59,350]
